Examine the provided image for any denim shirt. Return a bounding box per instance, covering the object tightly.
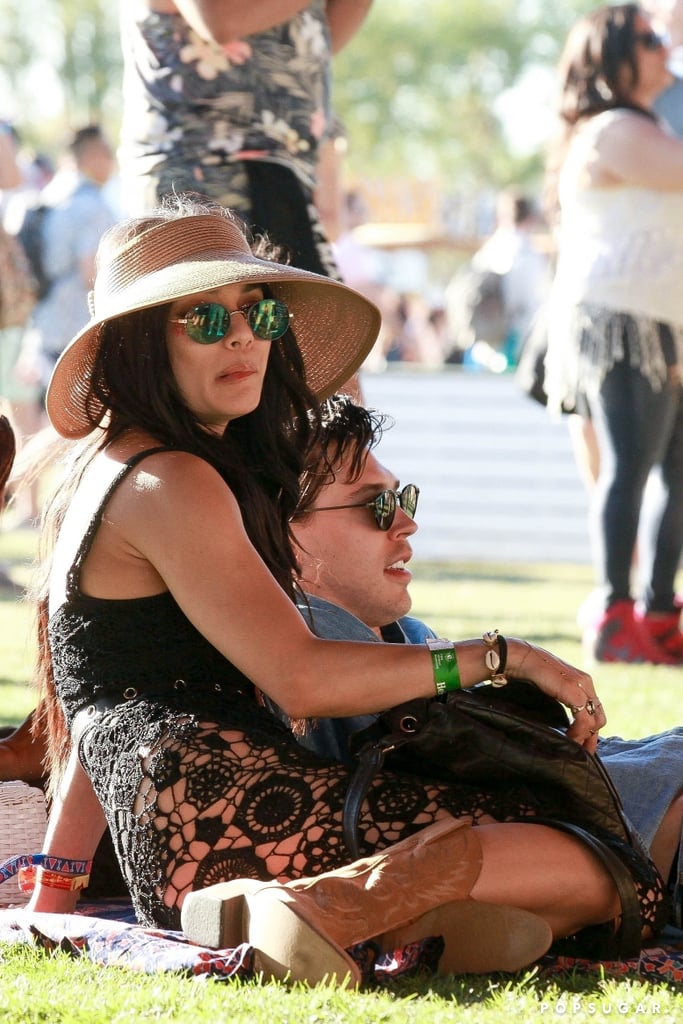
[269,595,435,765]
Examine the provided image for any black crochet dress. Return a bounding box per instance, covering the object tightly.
[49,450,668,939]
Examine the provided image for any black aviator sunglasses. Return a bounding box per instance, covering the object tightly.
[308,484,420,531]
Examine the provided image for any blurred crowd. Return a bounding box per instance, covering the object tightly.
[0,121,119,525]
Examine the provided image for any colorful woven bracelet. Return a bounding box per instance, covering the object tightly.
[482,629,508,687]
[425,638,461,696]
[0,853,93,885]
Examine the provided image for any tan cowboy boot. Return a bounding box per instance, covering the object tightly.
[181,817,553,984]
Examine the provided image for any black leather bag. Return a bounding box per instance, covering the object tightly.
[344,679,645,959]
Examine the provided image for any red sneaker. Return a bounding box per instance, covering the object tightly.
[587,600,679,665]
[634,607,683,662]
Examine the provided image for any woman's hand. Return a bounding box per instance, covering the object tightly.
[506,638,605,752]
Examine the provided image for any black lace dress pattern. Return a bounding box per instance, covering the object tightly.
[49,451,668,938]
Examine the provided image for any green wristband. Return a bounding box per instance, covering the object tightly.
[425,639,461,696]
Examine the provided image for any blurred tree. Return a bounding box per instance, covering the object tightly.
[60,0,121,127]
[0,0,120,147]
[333,0,596,194]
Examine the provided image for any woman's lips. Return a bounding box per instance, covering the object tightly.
[219,366,256,382]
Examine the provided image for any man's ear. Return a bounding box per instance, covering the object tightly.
[291,533,324,587]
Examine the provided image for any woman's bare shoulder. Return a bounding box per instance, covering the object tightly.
[108,449,233,521]
[103,438,222,484]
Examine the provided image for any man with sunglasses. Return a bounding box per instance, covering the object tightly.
[286,409,427,759]
[280,395,683,928]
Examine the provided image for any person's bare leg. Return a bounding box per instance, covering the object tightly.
[650,791,683,884]
[0,711,46,785]
[9,400,46,521]
[567,413,600,490]
[472,822,621,938]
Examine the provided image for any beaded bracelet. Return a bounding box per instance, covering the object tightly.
[482,629,508,687]
[425,638,461,696]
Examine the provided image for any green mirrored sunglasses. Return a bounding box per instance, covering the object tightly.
[171,299,292,343]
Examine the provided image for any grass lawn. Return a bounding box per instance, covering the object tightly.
[0,525,681,1022]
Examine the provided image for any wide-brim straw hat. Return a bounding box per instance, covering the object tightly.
[46,212,382,439]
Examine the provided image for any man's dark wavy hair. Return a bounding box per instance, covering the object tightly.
[295,393,392,516]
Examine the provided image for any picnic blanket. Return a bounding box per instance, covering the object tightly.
[0,900,681,985]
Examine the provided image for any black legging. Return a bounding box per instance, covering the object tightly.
[588,341,683,611]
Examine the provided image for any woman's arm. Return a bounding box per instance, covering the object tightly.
[26,747,106,914]
[0,127,21,191]
[592,111,683,190]
[325,0,373,53]
[150,0,312,44]
[91,452,604,750]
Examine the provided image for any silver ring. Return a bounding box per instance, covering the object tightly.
[569,702,586,714]
[586,699,597,716]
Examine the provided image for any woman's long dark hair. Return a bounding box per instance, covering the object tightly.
[545,3,658,219]
[33,202,322,785]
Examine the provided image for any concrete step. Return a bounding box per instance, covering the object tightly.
[361,367,591,564]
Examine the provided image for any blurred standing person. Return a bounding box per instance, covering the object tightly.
[0,122,43,525]
[489,191,550,368]
[445,190,549,371]
[17,125,118,403]
[118,0,373,280]
[313,115,347,247]
[333,189,384,300]
[544,4,683,665]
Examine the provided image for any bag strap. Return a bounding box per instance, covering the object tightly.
[343,737,398,859]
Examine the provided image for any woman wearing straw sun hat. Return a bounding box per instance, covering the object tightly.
[21,195,664,985]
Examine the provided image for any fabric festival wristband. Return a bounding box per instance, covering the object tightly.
[18,866,91,894]
[0,853,93,884]
[425,638,461,696]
